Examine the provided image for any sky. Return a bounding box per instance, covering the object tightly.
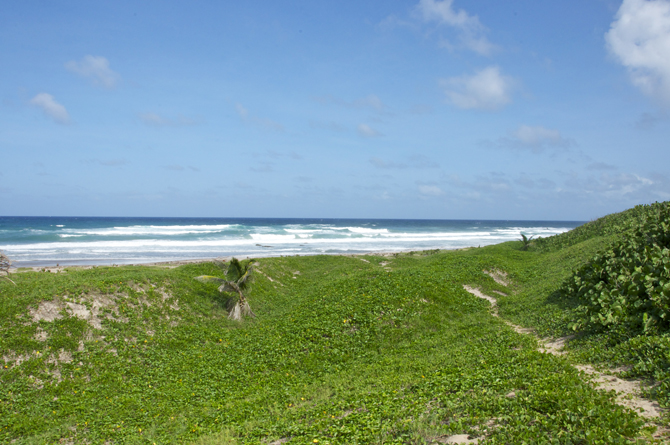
[2,0,670,220]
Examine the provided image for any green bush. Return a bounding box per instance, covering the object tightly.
[533,201,670,253]
[560,203,670,333]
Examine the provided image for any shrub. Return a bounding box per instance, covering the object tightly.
[533,201,670,253]
[561,203,670,333]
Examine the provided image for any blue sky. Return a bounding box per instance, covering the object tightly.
[2,0,670,220]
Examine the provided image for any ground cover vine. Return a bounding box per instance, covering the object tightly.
[1,205,670,443]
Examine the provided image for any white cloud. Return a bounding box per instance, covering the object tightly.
[139,112,198,127]
[440,66,513,110]
[419,185,445,196]
[514,175,556,190]
[485,125,573,153]
[509,125,573,152]
[416,0,495,55]
[352,94,386,111]
[587,162,617,171]
[30,93,70,124]
[418,0,478,28]
[357,124,383,138]
[65,55,120,88]
[563,171,656,199]
[605,0,670,104]
[514,126,560,145]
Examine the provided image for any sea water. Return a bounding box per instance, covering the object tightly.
[0,216,584,267]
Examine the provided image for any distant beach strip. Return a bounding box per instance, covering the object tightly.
[0,217,583,267]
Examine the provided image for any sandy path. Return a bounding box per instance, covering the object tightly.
[462,281,663,419]
[450,276,668,444]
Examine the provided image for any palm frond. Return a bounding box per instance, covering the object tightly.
[212,259,227,272]
[195,275,227,285]
[196,257,255,320]
[0,250,11,274]
[218,281,239,293]
[519,233,535,251]
[226,258,243,282]
[0,251,15,285]
[237,266,254,288]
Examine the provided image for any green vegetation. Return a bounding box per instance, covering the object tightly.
[532,202,668,253]
[562,203,670,333]
[1,203,670,444]
[501,201,670,408]
[0,250,14,285]
[518,234,534,251]
[195,258,256,321]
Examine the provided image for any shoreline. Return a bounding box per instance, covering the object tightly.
[6,246,470,274]
[0,218,579,273]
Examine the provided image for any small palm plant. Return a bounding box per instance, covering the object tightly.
[195,258,255,320]
[0,250,16,285]
[519,233,534,251]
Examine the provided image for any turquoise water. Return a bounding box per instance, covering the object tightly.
[0,217,583,267]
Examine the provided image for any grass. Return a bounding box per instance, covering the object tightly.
[1,225,669,443]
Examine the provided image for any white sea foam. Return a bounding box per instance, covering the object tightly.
[284,229,326,234]
[0,220,577,266]
[344,227,389,234]
[2,230,571,252]
[250,234,296,242]
[59,224,235,237]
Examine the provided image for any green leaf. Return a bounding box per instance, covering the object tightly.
[194,275,227,284]
[218,282,238,293]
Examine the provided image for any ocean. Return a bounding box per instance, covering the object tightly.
[0,216,584,267]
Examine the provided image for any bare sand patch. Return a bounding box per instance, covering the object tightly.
[379,261,393,271]
[29,293,127,329]
[30,301,64,323]
[540,335,574,356]
[462,285,531,336]
[34,327,49,342]
[2,352,30,369]
[462,285,497,309]
[255,268,284,286]
[439,434,478,444]
[483,270,509,286]
[575,365,663,419]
